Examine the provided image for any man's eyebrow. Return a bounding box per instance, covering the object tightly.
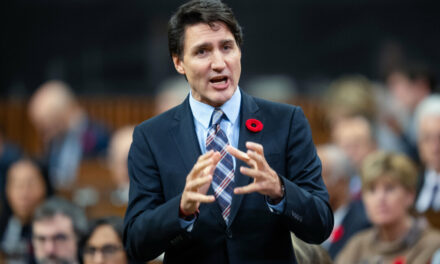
[220,39,235,46]
[191,42,212,52]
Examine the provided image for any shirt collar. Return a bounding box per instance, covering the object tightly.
[189,87,241,129]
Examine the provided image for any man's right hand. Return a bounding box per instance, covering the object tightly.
[180,150,220,216]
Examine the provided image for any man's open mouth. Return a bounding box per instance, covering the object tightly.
[210,76,228,85]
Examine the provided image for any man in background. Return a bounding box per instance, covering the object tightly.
[32,197,88,264]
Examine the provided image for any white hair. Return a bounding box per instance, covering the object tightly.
[414,94,440,138]
[318,144,354,182]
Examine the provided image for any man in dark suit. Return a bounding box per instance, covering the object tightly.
[317,144,371,259]
[123,1,333,263]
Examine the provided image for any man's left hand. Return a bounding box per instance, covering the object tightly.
[227,142,283,200]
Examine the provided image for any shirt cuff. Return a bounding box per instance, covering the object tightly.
[179,217,196,232]
[266,196,286,214]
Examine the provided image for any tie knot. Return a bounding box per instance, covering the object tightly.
[211,108,224,126]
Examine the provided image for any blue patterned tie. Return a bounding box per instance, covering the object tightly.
[206,108,235,223]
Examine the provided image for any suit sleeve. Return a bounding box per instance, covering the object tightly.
[123,125,187,261]
[281,107,334,243]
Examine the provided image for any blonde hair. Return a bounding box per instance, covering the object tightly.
[361,151,418,192]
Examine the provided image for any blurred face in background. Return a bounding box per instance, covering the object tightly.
[83,225,127,264]
[6,160,46,224]
[172,22,241,107]
[363,176,414,228]
[33,214,78,264]
[418,115,440,172]
[332,117,376,169]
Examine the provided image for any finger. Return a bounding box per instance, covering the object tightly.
[190,156,217,179]
[234,183,262,195]
[246,150,267,169]
[227,145,256,168]
[186,175,213,191]
[239,166,262,179]
[246,141,264,155]
[226,145,249,162]
[186,192,216,203]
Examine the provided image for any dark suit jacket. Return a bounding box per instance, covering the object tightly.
[328,200,371,259]
[123,92,333,264]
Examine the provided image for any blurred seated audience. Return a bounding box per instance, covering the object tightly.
[79,216,137,264]
[384,62,437,160]
[336,151,440,264]
[0,126,22,222]
[331,115,377,198]
[32,197,88,264]
[318,144,371,259]
[413,95,440,228]
[291,233,332,264]
[0,158,51,263]
[154,76,189,115]
[28,80,109,189]
[107,126,134,206]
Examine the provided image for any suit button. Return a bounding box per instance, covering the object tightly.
[225,228,232,239]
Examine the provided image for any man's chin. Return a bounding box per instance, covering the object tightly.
[37,257,73,264]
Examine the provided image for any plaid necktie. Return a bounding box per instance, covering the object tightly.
[206,108,235,223]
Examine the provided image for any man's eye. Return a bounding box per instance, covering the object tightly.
[197,49,206,55]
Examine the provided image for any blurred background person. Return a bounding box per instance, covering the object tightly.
[336,151,440,264]
[244,74,297,103]
[79,217,131,264]
[32,197,88,264]
[385,62,437,152]
[0,158,51,263]
[291,234,332,264]
[28,80,109,189]
[0,126,22,224]
[107,126,134,206]
[318,144,371,260]
[331,115,378,199]
[413,95,440,229]
[153,76,189,116]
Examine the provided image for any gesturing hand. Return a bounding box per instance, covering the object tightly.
[180,150,221,215]
[227,142,283,201]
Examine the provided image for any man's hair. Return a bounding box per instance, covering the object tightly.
[33,197,88,238]
[168,0,243,59]
[414,94,440,138]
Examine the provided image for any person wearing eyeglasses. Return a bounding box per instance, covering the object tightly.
[32,197,88,264]
[79,217,136,264]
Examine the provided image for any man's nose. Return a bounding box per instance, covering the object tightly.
[43,240,56,255]
[211,50,226,72]
[92,251,105,264]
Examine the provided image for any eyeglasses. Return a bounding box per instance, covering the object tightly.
[33,233,73,247]
[83,244,123,259]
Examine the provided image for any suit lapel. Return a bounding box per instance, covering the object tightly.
[170,97,201,174]
[229,92,264,226]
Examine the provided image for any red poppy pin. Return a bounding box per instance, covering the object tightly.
[330,225,344,243]
[392,256,406,264]
[246,119,263,133]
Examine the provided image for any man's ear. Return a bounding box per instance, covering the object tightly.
[172,55,185,75]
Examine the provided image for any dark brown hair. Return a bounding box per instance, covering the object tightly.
[168,0,243,60]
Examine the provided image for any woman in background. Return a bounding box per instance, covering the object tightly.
[79,216,130,264]
[336,151,440,264]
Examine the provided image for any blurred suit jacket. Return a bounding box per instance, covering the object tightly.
[328,199,371,259]
[123,91,333,264]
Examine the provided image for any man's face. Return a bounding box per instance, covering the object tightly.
[332,117,376,169]
[172,22,241,107]
[32,214,78,264]
[418,115,440,172]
